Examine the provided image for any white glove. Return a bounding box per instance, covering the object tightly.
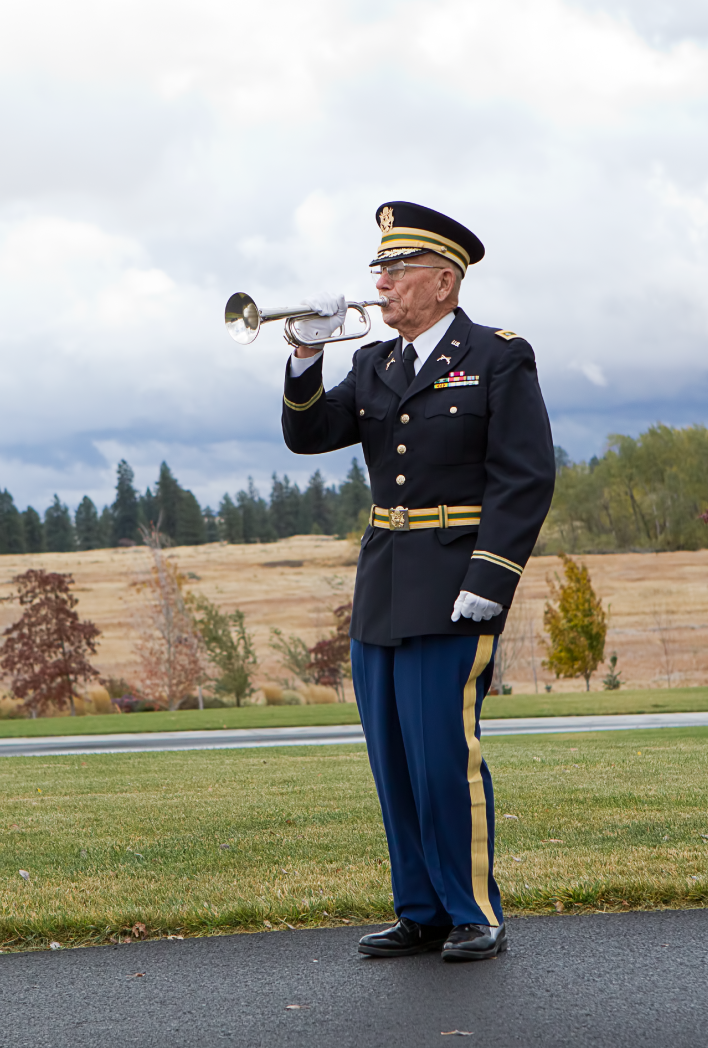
[292,292,347,344]
[451,591,504,622]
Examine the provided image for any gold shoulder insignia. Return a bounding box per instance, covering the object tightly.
[494,330,522,341]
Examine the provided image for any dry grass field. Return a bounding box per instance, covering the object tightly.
[1,540,707,695]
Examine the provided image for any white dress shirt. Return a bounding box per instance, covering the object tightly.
[289,311,456,378]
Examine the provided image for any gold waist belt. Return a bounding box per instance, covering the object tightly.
[370,504,482,532]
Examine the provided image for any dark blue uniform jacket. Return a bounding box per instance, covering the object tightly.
[282,307,555,646]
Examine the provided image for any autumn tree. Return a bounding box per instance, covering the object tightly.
[543,554,607,691]
[188,594,257,706]
[0,570,101,716]
[307,603,352,702]
[134,525,205,709]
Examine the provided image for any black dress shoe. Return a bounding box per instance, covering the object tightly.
[358,917,453,957]
[441,921,508,961]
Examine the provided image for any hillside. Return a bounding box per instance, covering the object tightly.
[1,540,707,695]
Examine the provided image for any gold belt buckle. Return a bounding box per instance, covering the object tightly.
[389,506,409,531]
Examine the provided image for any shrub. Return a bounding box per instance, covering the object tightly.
[281,689,304,706]
[300,684,337,705]
[0,695,27,719]
[262,684,284,705]
[86,685,114,715]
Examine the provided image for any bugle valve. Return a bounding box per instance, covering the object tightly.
[224,291,388,348]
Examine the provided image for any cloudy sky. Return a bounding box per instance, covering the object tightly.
[1,0,707,513]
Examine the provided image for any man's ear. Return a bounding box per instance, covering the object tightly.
[437,268,456,302]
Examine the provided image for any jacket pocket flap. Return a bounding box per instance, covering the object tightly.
[425,386,487,418]
[436,524,479,545]
[357,392,393,421]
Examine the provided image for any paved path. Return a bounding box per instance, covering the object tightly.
[1,910,706,1047]
[1,711,708,756]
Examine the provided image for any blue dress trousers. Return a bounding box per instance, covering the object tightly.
[351,633,502,928]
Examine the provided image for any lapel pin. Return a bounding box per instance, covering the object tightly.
[437,354,452,364]
[385,357,396,370]
[451,340,460,347]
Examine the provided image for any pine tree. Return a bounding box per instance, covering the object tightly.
[303,470,335,534]
[156,462,182,541]
[219,494,244,543]
[543,553,607,691]
[335,458,371,536]
[140,486,160,530]
[237,479,276,542]
[203,507,219,543]
[269,474,303,538]
[22,507,44,553]
[112,460,139,545]
[97,506,113,547]
[0,491,26,554]
[44,496,76,552]
[176,490,206,546]
[75,496,102,550]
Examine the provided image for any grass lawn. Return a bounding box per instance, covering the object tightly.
[2,686,708,739]
[1,727,707,951]
[483,685,708,719]
[0,703,364,738]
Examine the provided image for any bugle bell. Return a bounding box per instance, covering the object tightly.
[224,291,388,348]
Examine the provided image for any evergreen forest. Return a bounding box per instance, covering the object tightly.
[2,423,708,556]
[0,459,372,554]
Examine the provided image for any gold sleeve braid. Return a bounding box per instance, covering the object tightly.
[283,385,324,412]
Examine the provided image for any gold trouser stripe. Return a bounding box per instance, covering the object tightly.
[472,550,523,577]
[462,635,498,928]
[371,504,481,530]
[283,385,324,412]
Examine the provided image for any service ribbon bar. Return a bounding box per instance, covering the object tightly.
[434,372,480,389]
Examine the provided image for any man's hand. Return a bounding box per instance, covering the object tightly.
[292,292,347,355]
[451,591,503,622]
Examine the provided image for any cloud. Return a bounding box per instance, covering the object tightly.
[571,362,608,387]
[0,0,707,508]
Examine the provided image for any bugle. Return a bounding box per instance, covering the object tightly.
[224,291,388,348]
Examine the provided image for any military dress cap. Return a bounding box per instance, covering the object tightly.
[370,201,485,275]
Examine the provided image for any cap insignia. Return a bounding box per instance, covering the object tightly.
[379,206,395,233]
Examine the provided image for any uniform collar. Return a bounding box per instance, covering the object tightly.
[406,311,456,370]
[401,308,473,403]
[373,309,474,401]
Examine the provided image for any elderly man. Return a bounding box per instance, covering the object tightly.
[282,201,555,961]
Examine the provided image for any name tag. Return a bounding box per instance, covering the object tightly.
[434,371,480,390]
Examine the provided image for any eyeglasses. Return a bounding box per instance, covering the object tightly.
[370,262,447,284]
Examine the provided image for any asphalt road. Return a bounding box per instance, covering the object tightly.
[2,711,708,756]
[1,910,706,1047]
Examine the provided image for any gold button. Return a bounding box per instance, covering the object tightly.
[397,444,407,455]
[449,406,458,414]
[359,408,365,416]
[400,413,410,424]
[396,474,406,486]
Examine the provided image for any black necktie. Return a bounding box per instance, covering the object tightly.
[402,343,418,387]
